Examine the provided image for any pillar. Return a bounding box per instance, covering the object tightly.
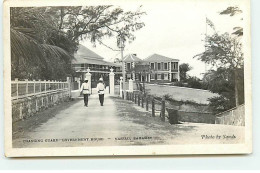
[109,68,115,95]
[85,68,92,94]
[66,77,71,97]
[120,76,123,98]
[177,62,180,81]
[129,79,133,92]
[77,77,80,90]
[169,62,172,82]
[132,62,135,81]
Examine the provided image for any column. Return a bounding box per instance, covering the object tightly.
[120,76,123,97]
[129,79,133,92]
[169,62,172,82]
[177,62,180,81]
[77,77,80,90]
[132,62,135,81]
[85,68,92,94]
[109,68,115,95]
[67,77,71,97]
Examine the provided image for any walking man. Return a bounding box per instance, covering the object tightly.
[97,78,105,106]
[80,79,90,107]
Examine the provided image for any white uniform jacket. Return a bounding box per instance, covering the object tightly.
[80,82,90,94]
[96,82,105,95]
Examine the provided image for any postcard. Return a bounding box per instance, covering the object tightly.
[4,0,252,157]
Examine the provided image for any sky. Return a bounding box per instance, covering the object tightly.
[81,0,243,78]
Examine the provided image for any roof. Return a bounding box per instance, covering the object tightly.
[72,44,120,66]
[144,53,179,62]
[123,54,142,62]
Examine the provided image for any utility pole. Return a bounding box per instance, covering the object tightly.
[120,34,126,99]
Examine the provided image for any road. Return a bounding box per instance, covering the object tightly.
[13,95,245,148]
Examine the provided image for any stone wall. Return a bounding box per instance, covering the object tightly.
[12,90,70,123]
[178,111,215,124]
[215,104,245,126]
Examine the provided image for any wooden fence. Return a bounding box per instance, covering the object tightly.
[124,91,215,124]
[11,78,69,100]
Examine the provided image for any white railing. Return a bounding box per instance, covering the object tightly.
[11,78,69,100]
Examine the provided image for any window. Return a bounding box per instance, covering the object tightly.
[173,62,178,70]
[151,63,154,70]
[158,63,161,70]
[164,63,168,70]
[127,74,131,80]
[127,63,131,71]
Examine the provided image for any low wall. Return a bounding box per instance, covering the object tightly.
[215,104,245,126]
[178,111,215,124]
[71,90,80,98]
[12,90,70,123]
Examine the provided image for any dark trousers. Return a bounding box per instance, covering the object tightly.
[99,94,104,106]
[83,94,88,106]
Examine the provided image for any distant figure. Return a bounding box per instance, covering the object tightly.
[80,79,90,107]
[97,78,105,106]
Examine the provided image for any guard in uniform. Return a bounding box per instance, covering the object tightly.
[96,78,105,106]
[80,79,90,107]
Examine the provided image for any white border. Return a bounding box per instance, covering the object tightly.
[3,0,252,157]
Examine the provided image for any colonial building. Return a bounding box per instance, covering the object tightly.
[122,53,180,82]
[72,44,121,87]
[144,54,180,82]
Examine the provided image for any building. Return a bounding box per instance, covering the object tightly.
[144,54,180,82]
[123,54,143,81]
[71,44,121,87]
[122,53,180,82]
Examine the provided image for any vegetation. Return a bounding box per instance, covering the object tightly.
[11,6,145,80]
[194,6,244,113]
[179,63,192,82]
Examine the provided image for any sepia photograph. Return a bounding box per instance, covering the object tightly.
[4,0,252,156]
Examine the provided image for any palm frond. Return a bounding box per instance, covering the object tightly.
[11,28,73,64]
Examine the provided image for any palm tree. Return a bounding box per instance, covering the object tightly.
[10,7,73,80]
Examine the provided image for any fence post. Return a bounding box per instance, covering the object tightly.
[33,80,36,94]
[132,93,134,102]
[146,97,149,111]
[141,95,144,108]
[126,92,129,100]
[15,78,18,99]
[138,94,140,106]
[48,80,51,91]
[43,80,46,93]
[55,80,57,90]
[152,98,155,117]
[134,94,137,104]
[25,79,28,97]
[161,96,165,122]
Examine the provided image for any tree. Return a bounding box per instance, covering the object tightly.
[179,63,193,82]
[10,6,146,80]
[220,6,243,37]
[195,32,244,107]
[130,61,151,94]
